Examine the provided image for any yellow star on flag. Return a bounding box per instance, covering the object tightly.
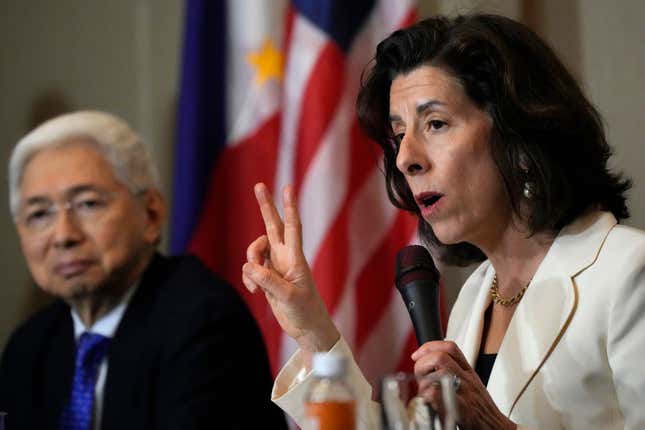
[246,39,284,86]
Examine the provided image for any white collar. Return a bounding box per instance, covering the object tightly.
[71,282,139,340]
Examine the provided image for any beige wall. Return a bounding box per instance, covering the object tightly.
[1,0,644,351]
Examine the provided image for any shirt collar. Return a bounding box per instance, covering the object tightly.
[71,282,139,341]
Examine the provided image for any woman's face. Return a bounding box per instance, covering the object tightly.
[389,65,512,249]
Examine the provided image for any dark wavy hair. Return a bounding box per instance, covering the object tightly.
[356,13,631,266]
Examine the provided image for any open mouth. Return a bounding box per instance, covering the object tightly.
[417,192,443,208]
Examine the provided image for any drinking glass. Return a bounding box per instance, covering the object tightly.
[379,372,457,430]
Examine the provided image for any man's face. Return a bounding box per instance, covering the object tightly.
[16,138,164,301]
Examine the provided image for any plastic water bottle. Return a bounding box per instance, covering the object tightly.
[304,352,355,430]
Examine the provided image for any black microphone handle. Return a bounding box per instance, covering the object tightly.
[397,279,443,344]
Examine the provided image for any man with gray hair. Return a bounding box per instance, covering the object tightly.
[0,111,287,429]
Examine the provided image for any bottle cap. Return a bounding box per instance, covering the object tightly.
[312,352,346,378]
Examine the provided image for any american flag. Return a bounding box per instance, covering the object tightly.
[171,0,432,388]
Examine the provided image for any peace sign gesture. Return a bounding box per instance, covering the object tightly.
[242,183,339,365]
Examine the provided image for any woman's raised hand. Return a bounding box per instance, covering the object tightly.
[242,183,340,361]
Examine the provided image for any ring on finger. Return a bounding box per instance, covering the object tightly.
[452,374,461,392]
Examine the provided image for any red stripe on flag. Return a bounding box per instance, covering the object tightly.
[395,330,418,372]
[353,210,417,351]
[347,121,382,192]
[293,43,345,195]
[188,113,284,372]
[309,123,387,314]
[310,213,350,313]
[401,8,419,28]
[282,6,296,67]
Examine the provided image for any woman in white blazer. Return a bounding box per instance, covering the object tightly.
[242,14,644,430]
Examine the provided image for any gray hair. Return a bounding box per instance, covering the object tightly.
[9,110,161,218]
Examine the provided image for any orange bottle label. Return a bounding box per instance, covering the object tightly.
[305,401,355,430]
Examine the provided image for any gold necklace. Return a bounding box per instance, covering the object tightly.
[490,274,531,307]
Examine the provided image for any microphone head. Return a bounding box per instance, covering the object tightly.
[395,245,439,288]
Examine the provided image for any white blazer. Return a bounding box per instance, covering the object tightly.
[273,211,645,429]
[448,211,645,429]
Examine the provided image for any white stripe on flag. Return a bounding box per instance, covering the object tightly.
[375,0,417,36]
[356,229,419,385]
[332,166,400,347]
[274,14,327,203]
[298,93,352,262]
[356,281,413,384]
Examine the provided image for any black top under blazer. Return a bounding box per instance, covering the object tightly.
[0,253,287,429]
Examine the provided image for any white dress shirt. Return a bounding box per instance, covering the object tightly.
[70,284,138,430]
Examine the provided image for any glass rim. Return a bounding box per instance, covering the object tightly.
[380,371,418,382]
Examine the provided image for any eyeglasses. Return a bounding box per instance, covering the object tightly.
[17,190,119,234]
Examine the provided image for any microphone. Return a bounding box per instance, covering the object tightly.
[395,245,443,344]
[393,246,445,430]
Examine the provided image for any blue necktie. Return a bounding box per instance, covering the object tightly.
[59,332,111,430]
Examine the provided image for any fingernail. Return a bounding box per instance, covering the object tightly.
[242,275,257,293]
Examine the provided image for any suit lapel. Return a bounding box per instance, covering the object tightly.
[486,271,577,415]
[449,264,494,366]
[487,211,617,415]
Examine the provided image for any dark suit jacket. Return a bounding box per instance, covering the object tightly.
[0,253,287,429]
